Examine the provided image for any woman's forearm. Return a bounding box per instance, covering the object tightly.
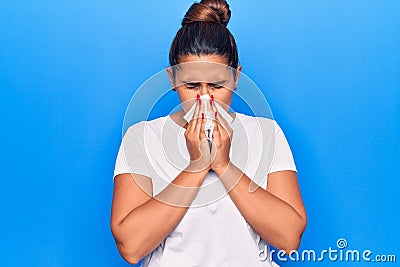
[215,163,306,254]
[113,168,208,263]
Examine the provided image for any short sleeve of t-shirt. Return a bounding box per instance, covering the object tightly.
[269,121,297,173]
[113,122,151,179]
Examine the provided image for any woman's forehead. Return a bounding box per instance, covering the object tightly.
[173,61,234,83]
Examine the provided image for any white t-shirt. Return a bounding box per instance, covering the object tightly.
[113,113,297,267]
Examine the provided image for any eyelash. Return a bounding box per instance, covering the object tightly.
[184,84,223,89]
[185,84,198,89]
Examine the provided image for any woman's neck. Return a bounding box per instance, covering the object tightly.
[170,110,189,129]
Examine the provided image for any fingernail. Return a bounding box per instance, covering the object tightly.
[210,95,214,105]
[197,94,200,99]
[214,111,218,117]
[202,113,204,119]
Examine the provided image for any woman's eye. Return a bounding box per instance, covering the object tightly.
[211,84,223,89]
[185,84,198,89]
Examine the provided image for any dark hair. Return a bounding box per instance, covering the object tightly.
[169,0,239,69]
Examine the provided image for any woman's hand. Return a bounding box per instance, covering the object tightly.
[184,96,211,173]
[210,99,233,175]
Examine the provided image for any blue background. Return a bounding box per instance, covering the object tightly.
[1,0,399,266]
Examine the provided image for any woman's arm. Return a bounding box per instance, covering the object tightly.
[210,104,306,255]
[214,165,307,255]
[111,98,211,264]
[111,169,208,264]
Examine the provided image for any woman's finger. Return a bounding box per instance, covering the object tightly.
[212,115,221,141]
[194,98,204,137]
[215,107,230,131]
[188,95,201,133]
[199,113,206,140]
[212,107,230,140]
[209,100,220,141]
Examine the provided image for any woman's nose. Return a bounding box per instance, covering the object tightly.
[199,84,210,96]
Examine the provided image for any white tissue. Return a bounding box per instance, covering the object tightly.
[183,95,234,144]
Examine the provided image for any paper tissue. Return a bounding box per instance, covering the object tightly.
[183,94,234,149]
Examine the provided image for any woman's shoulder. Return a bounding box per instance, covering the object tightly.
[124,115,169,136]
[235,112,279,132]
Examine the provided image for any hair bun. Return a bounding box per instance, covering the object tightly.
[182,0,231,27]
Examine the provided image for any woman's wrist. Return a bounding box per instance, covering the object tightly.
[184,163,210,176]
[214,162,245,192]
[212,161,232,177]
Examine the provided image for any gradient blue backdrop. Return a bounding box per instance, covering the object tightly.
[1,0,399,266]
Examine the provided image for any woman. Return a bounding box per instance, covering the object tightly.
[111,1,307,266]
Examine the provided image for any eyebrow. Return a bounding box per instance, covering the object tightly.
[182,80,227,85]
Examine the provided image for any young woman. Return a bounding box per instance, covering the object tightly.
[111,1,307,266]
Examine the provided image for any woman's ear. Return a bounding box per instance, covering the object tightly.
[234,65,242,90]
[166,67,176,91]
